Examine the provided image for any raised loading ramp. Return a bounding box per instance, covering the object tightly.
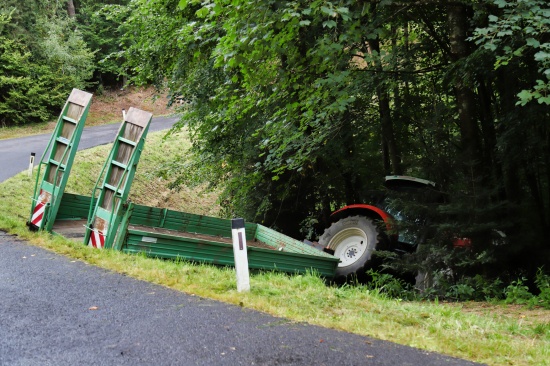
[84,107,152,249]
[28,89,92,232]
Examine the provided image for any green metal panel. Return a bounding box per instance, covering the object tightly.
[127,205,164,227]
[84,107,152,249]
[28,89,92,232]
[161,211,249,237]
[56,193,95,220]
[125,229,236,265]
[247,247,338,276]
[128,204,257,238]
[254,224,336,258]
[124,228,338,277]
[54,193,338,276]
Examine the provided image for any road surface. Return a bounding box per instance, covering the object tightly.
[0,233,483,366]
[0,115,178,182]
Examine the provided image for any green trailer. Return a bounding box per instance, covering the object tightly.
[53,193,339,277]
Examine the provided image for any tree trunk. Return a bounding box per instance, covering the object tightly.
[368,37,402,176]
[494,67,521,203]
[447,4,481,174]
[67,0,76,18]
[365,2,402,176]
[380,88,402,175]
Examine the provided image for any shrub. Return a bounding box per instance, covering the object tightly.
[533,268,550,309]
[365,270,416,300]
[504,277,533,305]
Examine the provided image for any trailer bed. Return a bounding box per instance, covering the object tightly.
[52,193,339,277]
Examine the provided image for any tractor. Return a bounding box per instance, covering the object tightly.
[317,175,438,279]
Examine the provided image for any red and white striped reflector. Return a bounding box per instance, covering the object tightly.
[30,190,47,228]
[89,228,106,249]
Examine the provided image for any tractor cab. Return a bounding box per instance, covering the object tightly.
[382,175,441,246]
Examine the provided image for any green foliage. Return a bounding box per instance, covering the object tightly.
[122,0,394,231]
[76,1,130,86]
[365,269,416,300]
[362,267,550,307]
[473,0,550,105]
[37,18,96,89]
[0,0,65,46]
[0,15,67,125]
[120,0,550,284]
[443,275,504,302]
[446,282,476,302]
[505,277,534,305]
[0,1,97,125]
[533,268,550,309]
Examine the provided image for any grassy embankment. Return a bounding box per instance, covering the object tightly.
[0,128,549,366]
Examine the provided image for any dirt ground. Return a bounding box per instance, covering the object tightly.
[86,86,175,126]
[36,86,175,132]
[446,301,550,326]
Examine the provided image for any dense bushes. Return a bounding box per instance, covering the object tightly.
[0,2,116,126]
[364,268,550,308]
[0,27,82,125]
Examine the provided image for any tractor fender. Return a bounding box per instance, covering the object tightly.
[328,204,398,252]
[330,204,395,234]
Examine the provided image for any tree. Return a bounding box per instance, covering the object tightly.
[474,0,550,106]
[37,18,96,89]
[67,0,76,17]
[0,10,80,125]
[0,1,96,125]
[121,0,550,281]
[122,0,390,235]
[75,0,131,87]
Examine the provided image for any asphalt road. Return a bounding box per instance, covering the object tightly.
[0,118,484,365]
[0,233,483,366]
[0,115,179,182]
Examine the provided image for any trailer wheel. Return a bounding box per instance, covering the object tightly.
[319,216,380,279]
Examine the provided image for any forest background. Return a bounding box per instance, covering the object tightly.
[1,0,549,296]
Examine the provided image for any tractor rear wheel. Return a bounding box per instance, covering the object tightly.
[319,216,380,279]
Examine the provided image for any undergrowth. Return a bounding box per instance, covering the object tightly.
[362,268,550,310]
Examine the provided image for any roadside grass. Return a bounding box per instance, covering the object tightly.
[1,130,549,366]
[0,121,57,140]
[63,129,221,216]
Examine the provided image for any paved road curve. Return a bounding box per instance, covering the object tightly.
[0,115,179,182]
[0,233,483,366]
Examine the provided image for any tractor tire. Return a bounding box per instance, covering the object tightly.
[319,216,380,279]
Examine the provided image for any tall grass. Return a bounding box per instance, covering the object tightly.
[0,130,549,366]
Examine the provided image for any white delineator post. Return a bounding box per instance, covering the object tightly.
[231,218,250,292]
[28,152,35,176]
